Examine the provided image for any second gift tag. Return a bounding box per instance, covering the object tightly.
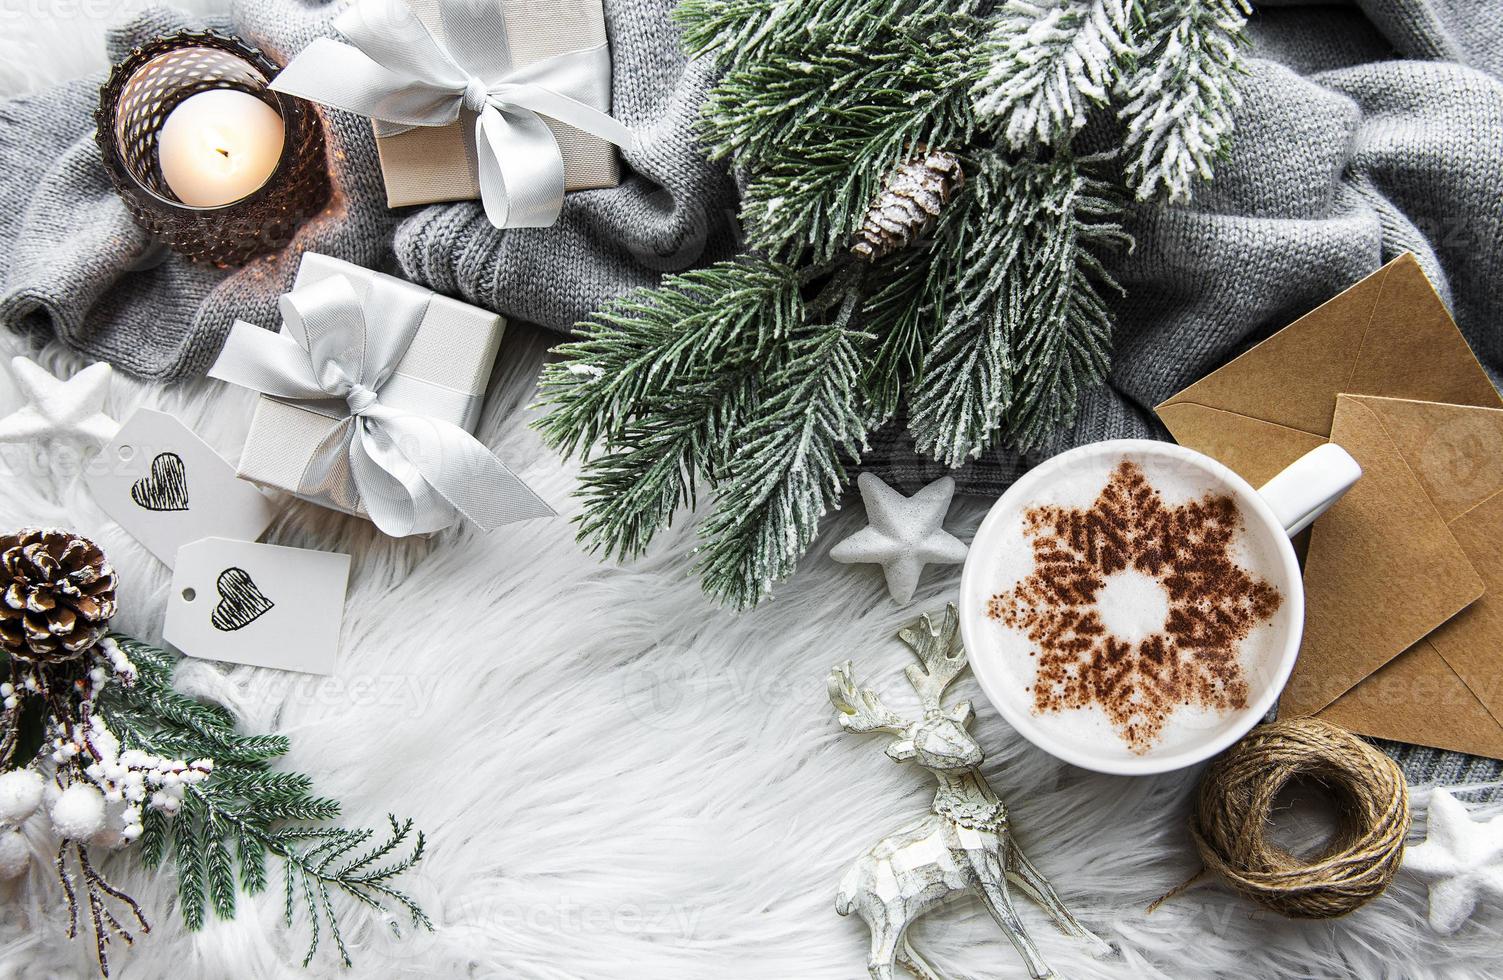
[85,408,277,567]
[165,538,350,675]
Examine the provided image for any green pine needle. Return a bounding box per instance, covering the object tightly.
[139,808,168,869]
[173,804,207,931]
[856,246,943,425]
[205,813,237,921]
[676,0,931,69]
[237,826,268,894]
[537,258,800,457]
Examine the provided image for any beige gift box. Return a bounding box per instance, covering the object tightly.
[374,0,621,207]
[236,252,506,522]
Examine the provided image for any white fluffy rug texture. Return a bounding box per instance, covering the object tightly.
[3,8,1503,980]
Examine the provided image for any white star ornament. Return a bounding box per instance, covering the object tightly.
[830,473,969,604]
[1405,789,1503,934]
[0,357,120,445]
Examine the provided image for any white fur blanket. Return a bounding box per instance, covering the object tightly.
[1,7,1501,979]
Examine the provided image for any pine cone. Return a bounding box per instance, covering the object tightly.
[850,149,965,262]
[0,529,117,663]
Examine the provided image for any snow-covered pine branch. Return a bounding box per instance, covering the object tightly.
[1119,0,1251,201]
[973,0,1131,148]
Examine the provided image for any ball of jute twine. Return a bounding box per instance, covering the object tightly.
[1151,718,1410,919]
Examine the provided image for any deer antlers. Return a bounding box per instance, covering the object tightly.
[898,604,966,711]
[827,604,970,735]
[829,662,908,735]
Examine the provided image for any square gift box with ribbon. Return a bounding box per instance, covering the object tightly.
[209,251,553,537]
[270,0,629,228]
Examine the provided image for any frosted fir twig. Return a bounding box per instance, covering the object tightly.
[1119,0,1251,201]
[697,298,870,607]
[973,0,1132,147]
[693,9,984,262]
[907,152,1126,464]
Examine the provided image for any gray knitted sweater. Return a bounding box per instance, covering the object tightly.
[0,0,738,380]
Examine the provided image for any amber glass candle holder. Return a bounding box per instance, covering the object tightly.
[95,30,330,267]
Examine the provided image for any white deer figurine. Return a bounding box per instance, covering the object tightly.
[828,604,1110,980]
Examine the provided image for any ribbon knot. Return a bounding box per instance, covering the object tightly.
[268,0,634,230]
[462,76,490,115]
[346,383,380,416]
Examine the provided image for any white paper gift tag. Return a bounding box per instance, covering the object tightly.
[165,538,350,675]
[85,409,276,567]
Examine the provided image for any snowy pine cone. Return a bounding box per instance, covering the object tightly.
[0,529,117,663]
[850,149,965,262]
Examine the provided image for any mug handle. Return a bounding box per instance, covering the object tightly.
[1256,443,1362,537]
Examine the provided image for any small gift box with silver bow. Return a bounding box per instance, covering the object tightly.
[271,0,628,228]
[209,252,553,537]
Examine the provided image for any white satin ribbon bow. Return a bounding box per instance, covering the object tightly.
[269,0,632,228]
[210,273,554,537]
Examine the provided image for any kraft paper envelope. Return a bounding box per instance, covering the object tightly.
[1289,395,1503,759]
[1155,253,1502,487]
[1155,252,1503,759]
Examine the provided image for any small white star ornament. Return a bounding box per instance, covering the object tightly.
[0,357,119,445]
[830,473,968,604]
[1405,789,1503,934]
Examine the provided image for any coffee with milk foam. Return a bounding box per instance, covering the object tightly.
[969,450,1291,758]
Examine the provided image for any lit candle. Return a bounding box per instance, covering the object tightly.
[156,89,285,208]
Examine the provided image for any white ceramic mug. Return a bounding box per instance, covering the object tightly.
[958,439,1361,776]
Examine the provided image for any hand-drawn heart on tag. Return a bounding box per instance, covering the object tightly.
[129,452,190,512]
[210,567,274,631]
[168,539,347,673]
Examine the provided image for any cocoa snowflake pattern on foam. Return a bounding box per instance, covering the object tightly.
[987,460,1282,753]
